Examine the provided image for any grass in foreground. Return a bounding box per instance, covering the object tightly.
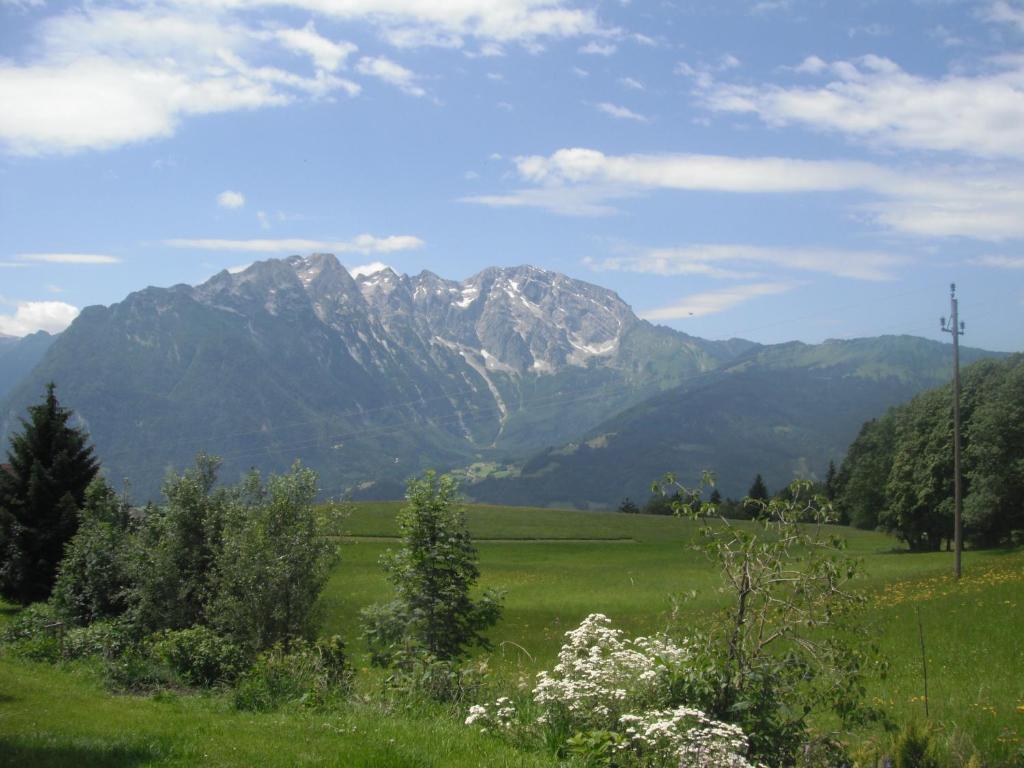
[2,502,1022,766]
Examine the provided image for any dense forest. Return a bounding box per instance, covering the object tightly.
[834,354,1024,550]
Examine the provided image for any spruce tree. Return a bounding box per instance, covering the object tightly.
[0,382,99,604]
[747,473,769,502]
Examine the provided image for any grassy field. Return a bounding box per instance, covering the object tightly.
[2,502,1022,766]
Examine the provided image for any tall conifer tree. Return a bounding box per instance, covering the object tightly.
[0,383,99,604]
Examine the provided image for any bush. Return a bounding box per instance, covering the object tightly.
[51,478,133,626]
[102,647,176,692]
[62,620,134,661]
[0,602,64,661]
[893,722,939,768]
[210,465,341,652]
[360,599,411,667]
[150,626,248,687]
[466,614,756,768]
[233,636,348,712]
[384,648,490,704]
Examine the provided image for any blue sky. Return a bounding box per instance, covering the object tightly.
[1,0,1022,352]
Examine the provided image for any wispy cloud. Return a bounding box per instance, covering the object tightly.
[617,76,645,90]
[595,102,649,122]
[969,254,1024,269]
[357,56,426,97]
[579,41,617,56]
[0,300,80,336]
[164,235,425,255]
[641,282,795,320]
[465,147,1024,239]
[271,21,357,72]
[589,244,906,281]
[985,1,1024,31]
[15,253,121,264]
[694,53,1024,159]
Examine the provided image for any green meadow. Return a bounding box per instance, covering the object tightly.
[2,502,1022,766]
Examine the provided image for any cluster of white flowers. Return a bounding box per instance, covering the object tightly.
[532,613,693,730]
[620,707,756,768]
[463,697,516,732]
[465,615,759,767]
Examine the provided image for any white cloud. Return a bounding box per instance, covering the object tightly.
[617,76,644,90]
[0,4,362,155]
[257,210,271,230]
[970,254,1024,269]
[985,1,1024,30]
[217,190,246,209]
[465,147,1024,239]
[572,66,589,78]
[357,56,426,97]
[0,300,80,336]
[792,55,827,74]
[641,283,795,320]
[15,253,120,264]
[350,261,392,277]
[272,21,356,72]
[579,41,616,56]
[595,102,648,122]
[699,54,1024,159]
[165,235,425,254]
[259,0,606,47]
[588,244,906,281]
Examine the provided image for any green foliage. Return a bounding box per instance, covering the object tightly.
[963,359,1024,546]
[101,646,177,692]
[51,477,133,626]
[360,599,412,667]
[233,636,348,711]
[893,722,940,768]
[383,648,491,704]
[61,620,134,661]
[125,454,229,633]
[565,730,624,767]
[0,383,100,605]
[836,354,1024,550]
[365,471,503,663]
[883,387,955,552]
[0,602,64,661]
[617,498,640,514]
[121,457,337,653]
[747,473,769,501]
[209,465,341,652]
[835,417,896,530]
[149,626,248,687]
[659,475,885,766]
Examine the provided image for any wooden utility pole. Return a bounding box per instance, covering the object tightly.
[940,284,965,579]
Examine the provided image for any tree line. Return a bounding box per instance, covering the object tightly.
[833,354,1024,550]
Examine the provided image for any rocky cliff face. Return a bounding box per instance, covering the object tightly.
[0,255,734,500]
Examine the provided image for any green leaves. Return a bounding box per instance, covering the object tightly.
[365,470,503,665]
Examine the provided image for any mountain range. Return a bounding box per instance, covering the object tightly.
[0,255,999,505]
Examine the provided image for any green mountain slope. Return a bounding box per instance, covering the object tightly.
[465,336,1003,507]
[0,331,55,401]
